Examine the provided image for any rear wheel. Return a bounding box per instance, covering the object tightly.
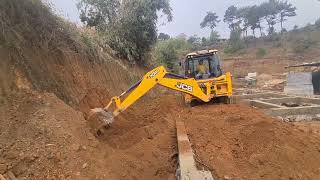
[219,96,231,104]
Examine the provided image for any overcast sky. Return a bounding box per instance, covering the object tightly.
[49,0,320,38]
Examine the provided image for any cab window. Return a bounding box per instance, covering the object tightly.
[185,54,223,78]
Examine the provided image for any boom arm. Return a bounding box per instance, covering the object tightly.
[104,66,210,117]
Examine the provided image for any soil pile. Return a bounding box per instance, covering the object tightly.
[182,104,320,179]
[0,1,177,179]
[0,90,180,179]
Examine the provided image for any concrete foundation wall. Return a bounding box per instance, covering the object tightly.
[284,73,314,96]
[236,92,320,121]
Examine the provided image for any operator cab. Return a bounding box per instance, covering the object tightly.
[184,49,223,79]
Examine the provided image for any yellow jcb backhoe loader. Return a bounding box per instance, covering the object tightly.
[88,49,232,136]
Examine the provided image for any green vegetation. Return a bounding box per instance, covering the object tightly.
[158,33,171,41]
[78,0,172,65]
[21,0,315,68]
[154,38,192,72]
[292,39,317,54]
[200,12,220,31]
[224,28,245,54]
[256,48,267,58]
[0,0,100,57]
[199,0,298,54]
[220,0,296,38]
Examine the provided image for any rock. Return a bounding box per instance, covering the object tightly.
[88,140,99,148]
[7,171,18,180]
[0,164,7,174]
[55,152,63,161]
[47,152,54,159]
[71,144,80,151]
[224,175,235,180]
[88,136,94,140]
[81,146,87,151]
[82,163,88,169]
[45,144,55,148]
[0,174,6,180]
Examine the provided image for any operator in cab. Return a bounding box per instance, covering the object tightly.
[196,59,208,79]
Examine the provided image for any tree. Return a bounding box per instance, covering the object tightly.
[209,31,220,43]
[77,0,173,64]
[278,1,296,32]
[77,0,120,31]
[224,6,238,31]
[315,18,320,28]
[158,33,170,40]
[255,5,265,37]
[237,6,251,38]
[225,26,245,53]
[245,6,261,38]
[154,38,191,71]
[187,35,201,45]
[177,33,187,40]
[200,12,220,30]
[201,37,208,46]
[260,0,280,35]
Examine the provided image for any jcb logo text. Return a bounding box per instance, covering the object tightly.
[176,82,193,92]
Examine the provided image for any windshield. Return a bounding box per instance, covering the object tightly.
[186,54,222,79]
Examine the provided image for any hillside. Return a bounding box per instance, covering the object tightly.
[220,28,320,60]
[0,1,176,179]
[1,1,320,180]
[0,0,145,113]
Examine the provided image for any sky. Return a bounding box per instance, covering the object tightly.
[49,0,320,38]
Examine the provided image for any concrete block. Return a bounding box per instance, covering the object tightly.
[176,120,214,180]
[250,100,283,109]
[284,73,314,96]
[266,106,320,117]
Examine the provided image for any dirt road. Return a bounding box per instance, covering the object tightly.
[1,90,320,179]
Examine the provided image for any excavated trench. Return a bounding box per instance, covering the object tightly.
[1,1,320,178]
[2,86,320,180]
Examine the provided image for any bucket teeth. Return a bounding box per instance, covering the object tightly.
[87,108,115,136]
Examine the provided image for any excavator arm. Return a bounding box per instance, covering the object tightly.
[88,65,231,136]
[104,66,210,117]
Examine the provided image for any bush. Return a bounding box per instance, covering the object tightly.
[154,38,192,72]
[281,28,287,33]
[316,18,320,29]
[293,39,316,54]
[78,0,173,65]
[224,28,245,54]
[264,33,281,42]
[256,48,267,58]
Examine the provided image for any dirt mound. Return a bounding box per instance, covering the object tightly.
[0,90,102,179]
[0,0,143,110]
[2,87,320,179]
[181,104,320,179]
[0,90,180,179]
[1,1,178,179]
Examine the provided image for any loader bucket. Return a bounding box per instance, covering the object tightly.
[87,108,114,137]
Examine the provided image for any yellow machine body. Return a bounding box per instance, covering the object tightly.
[181,49,232,104]
[183,72,232,104]
[88,50,233,136]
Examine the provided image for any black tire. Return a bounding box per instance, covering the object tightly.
[220,97,231,104]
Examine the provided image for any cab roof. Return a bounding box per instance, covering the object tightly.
[186,49,218,58]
